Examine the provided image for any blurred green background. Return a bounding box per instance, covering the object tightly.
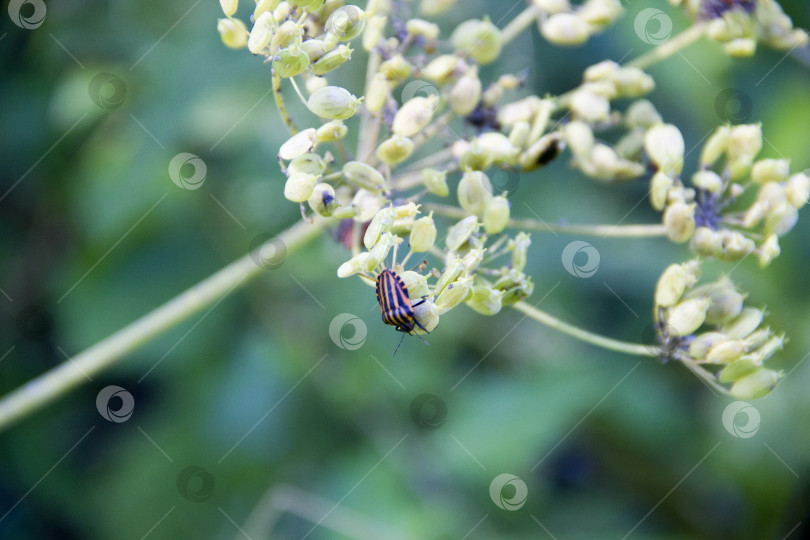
[2,1,810,538]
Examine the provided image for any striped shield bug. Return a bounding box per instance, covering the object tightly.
[375,268,430,354]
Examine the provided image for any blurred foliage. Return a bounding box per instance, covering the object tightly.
[1,1,810,539]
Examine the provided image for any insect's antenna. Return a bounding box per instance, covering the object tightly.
[392,332,407,357]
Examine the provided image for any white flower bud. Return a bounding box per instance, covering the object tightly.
[724,38,757,57]
[248,12,275,54]
[393,96,438,137]
[376,134,415,165]
[533,0,570,13]
[379,54,412,81]
[570,89,610,122]
[723,307,764,340]
[284,172,319,202]
[705,340,745,364]
[364,206,397,249]
[422,168,449,197]
[352,189,386,222]
[307,86,362,120]
[421,55,460,84]
[316,120,347,142]
[700,126,730,167]
[650,171,674,211]
[278,128,318,160]
[663,201,695,243]
[703,279,744,325]
[510,232,531,272]
[690,226,722,258]
[412,299,440,335]
[541,13,590,46]
[451,18,503,65]
[565,121,595,158]
[655,260,700,308]
[458,171,493,216]
[308,183,338,216]
[645,124,684,176]
[337,253,369,278]
[751,159,790,184]
[667,298,710,337]
[406,18,440,40]
[718,357,760,384]
[786,172,810,208]
[727,124,762,163]
[466,284,505,315]
[400,270,430,299]
[343,161,386,193]
[419,0,458,16]
[435,273,474,314]
[498,96,543,127]
[363,14,388,52]
[758,234,780,267]
[218,18,248,49]
[461,248,485,274]
[446,215,480,251]
[410,213,437,253]
[689,332,728,361]
[288,153,325,176]
[435,256,464,295]
[483,195,510,235]
[691,170,724,193]
[220,0,237,17]
[764,203,798,237]
[450,68,483,116]
[729,368,780,399]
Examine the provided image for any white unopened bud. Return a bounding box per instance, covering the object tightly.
[435,273,474,314]
[727,124,763,163]
[541,13,590,46]
[723,308,764,340]
[650,171,674,211]
[446,216,480,251]
[450,68,483,116]
[466,284,505,315]
[570,89,610,122]
[218,18,248,49]
[248,12,275,54]
[510,232,531,272]
[565,121,595,157]
[278,128,318,160]
[663,201,695,243]
[645,124,684,176]
[451,18,503,65]
[655,260,700,307]
[667,298,710,337]
[692,170,724,193]
[484,195,510,235]
[786,172,810,208]
[284,173,319,202]
[393,96,438,137]
[751,159,790,184]
[376,135,415,165]
[458,171,493,215]
[422,168,449,197]
[730,368,780,399]
[410,213,437,253]
[307,86,362,120]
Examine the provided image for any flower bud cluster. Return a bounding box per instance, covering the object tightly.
[654,259,784,398]
[534,0,624,46]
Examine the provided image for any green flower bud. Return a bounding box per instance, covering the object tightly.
[565,121,595,157]
[509,121,531,150]
[751,158,790,184]
[284,172,319,202]
[718,358,760,384]
[718,230,756,261]
[510,232,531,272]
[393,96,438,137]
[692,170,724,193]
[484,195,510,235]
[352,189,386,222]
[703,279,745,325]
[706,340,746,364]
[422,168,449,197]
[378,54,412,81]
[450,68,482,116]
[494,269,534,306]
[273,46,311,78]
[307,86,362,120]
[364,206,397,249]
[435,273,474,314]
[460,140,494,172]
[758,234,781,267]
[461,248,485,274]
[435,256,463,296]
[316,120,348,142]
[337,252,369,278]
[365,73,390,114]
[729,368,780,399]
[724,38,757,57]
[458,171,493,215]
[412,299,440,335]
[663,201,696,243]
[363,14,388,51]
[786,172,810,208]
[625,99,662,128]
[278,128,319,160]
[421,55,460,84]
[650,171,674,211]
[344,160,386,194]
[700,126,730,168]
[270,21,303,51]
[727,123,763,163]
[689,332,728,361]
[301,38,327,62]
[655,260,700,308]
[570,89,610,122]
[311,44,353,76]
[541,12,590,45]
[288,153,325,176]
[534,0,570,13]
[218,18,249,49]
[376,134,415,165]
[248,12,276,54]
[400,270,430,299]
[747,335,784,365]
[419,0,458,16]
[308,183,338,216]
[446,216,480,252]
[723,307,764,340]
[288,0,324,11]
[253,0,280,19]
[645,124,684,176]
[451,18,503,65]
[742,328,772,353]
[667,298,710,337]
[406,18,440,40]
[325,5,366,41]
[410,213,437,253]
[466,284,505,315]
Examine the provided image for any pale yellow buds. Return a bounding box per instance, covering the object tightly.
[410,213,437,253]
[249,12,275,54]
[343,161,386,193]
[446,216,480,252]
[703,279,745,325]
[625,99,662,129]
[284,172,319,202]
[650,172,674,211]
[419,0,458,16]
[421,55,460,85]
[218,18,248,49]
[729,368,780,399]
[422,168,449,197]
[406,18,440,40]
[484,195,510,235]
[723,308,764,340]
[457,171,493,216]
[220,0,238,18]
[325,5,366,42]
[316,120,348,142]
[450,68,482,116]
[273,46,311,78]
[364,206,397,249]
[689,332,728,361]
[654,260,700,307]
[751,159,790,184]
[644,124,684,176]
[311,44,353,76]
[541,13,590,46]
[510,232,531,272]
[786,172,810,208]
[376,134,415,165]
[667,298,710,337]
[451,18,503,65]
[565,121,595,157]
[663,201,695,243]
[435,273,474,314]
[758,234,780,267]
[393,96,438,137]
[278,128,318,160]
[691,170,724,193]
[288,153,325,176]
[700,126,730,168]
[308,183,338,216]
[306,86,362,120]
[379,54,412,81]
[727,123,763,164]
[724,38,756,57]
[400,271,430,299]
[363,14,388,51]
[570,89,610,123]
[466,284,505,316]
[365,74,390,114]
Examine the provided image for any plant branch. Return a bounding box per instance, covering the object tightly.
[625,23,707,71]
[501,4,543,46]
[272,69,299,135]
[0,219,330,432]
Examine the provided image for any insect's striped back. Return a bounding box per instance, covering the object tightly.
[376,269,417,332]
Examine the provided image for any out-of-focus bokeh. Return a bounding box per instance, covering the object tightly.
[1,1,810,538]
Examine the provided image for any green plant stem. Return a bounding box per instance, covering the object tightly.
[423,203,669,237]
[273,69,299,135]
[501,4,542,46]
[625,23,707,71]
[512,301,655,357]
[0,219,330,432]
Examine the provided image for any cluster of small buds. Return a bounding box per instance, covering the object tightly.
[670,0,808,56]
[337,203,534,333]
[654,260,784,398]
[533,0,624,46]
[647,122,809,265]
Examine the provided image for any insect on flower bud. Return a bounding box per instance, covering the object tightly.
[663,201,695,243]
[446,215,480,252]
[458,171,493,216]
[306,86,362,120]
[410,213,437,253]
[435,273,475,314]
[393,96,438,137]
[412,300,440,335]
[284,172,320,202]
[316,120,348,142]
[466,284,505,316]
[541,13,590,46]
[422,168,449,197]
[308,183,338,216]
[451,17,503,65]
[400,271,430,299]
[218,18,248,49]
[666,298,710,337]
[278,128,318,160]
[655,260,700,308]
[484,195,510,235]
[450,68,483,116]
[376,134,415,165]
[729,368,780,399]
[645,124,684,176]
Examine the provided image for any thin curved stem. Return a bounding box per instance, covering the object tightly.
[0,218,331,432]
[423,203,668,237]
[272,69,299,135]
[501,4,543,46]
[512,301,655,357]
[625,23,707,71]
